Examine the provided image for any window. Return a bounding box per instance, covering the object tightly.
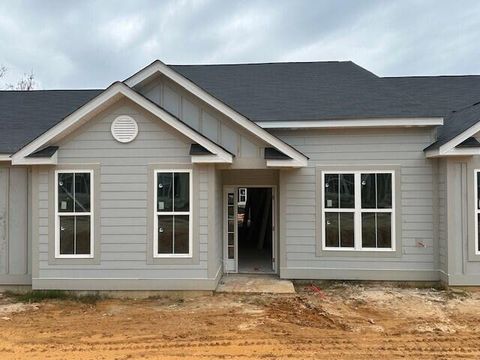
[322,171,394,251]
[154,170,192,257]
[475,170,480,254]
[238,187,247,206]
[55,170,93,258]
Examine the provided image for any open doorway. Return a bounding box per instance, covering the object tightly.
[237,187,274,273]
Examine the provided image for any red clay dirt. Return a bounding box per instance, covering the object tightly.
[0,283,479,359]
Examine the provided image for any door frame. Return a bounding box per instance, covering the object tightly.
[223,185,278,274]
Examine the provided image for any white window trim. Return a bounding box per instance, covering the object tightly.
[321,170,396,252]
[153,169,193,258]
[474,170,480,255]
[54,170,94,259]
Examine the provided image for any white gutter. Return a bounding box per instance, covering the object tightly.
[257,117,444,129]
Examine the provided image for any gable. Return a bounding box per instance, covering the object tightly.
[125,61,308,167]
[138,74,267,160]
[56,98,193,165]
[10,82,233,165]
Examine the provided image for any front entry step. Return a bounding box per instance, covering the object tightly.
[215,274,296,294]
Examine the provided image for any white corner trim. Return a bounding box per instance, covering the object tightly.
[124,61,308,167]
[11,82,233,165]
[0,154,11,162]
[257,117,444,129]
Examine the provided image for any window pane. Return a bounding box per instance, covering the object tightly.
[174,173,190,211]
[228,193,234,205]
[340,174,355,208]
[157,173,173,212]
[361,174,376,209]
[325,174,339,208]
[377,173,392,209]
[174,215,189,254]
[377,213,391,248]
[59,216,74,254]
[325,212,339,247]
[158,215,173,253]
[74,173,91,212]
[58,173,74,212]
[228,232,234,246]
[75,216,91,254]
[340,212,354,247]
[228,246,234,259]
[362,213,376,247]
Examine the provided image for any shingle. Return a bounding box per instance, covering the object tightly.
[0,90,102,153]
[171,61,431,122]
[383,76,480,150]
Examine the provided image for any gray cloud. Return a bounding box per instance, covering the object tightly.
[0,0,479,89]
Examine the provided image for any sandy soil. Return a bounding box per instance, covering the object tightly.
[0,283,480,359]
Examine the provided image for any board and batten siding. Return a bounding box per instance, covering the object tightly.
[138,75,267,163]
[32,99,220,290]
[0,166,31,285]
[274,127,439,281]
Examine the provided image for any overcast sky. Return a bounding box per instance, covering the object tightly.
[1,0,479,89]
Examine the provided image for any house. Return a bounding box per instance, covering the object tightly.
[1,60,480,290]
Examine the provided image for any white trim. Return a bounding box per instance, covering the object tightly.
[426,146,480,158]
[433,120,480,156]
[321,170,395,252]
[474,170,480,255]
[11,82,233,165]
[258,118,444,129]
[191,154,230,163]
[266,159,307,168]
[124,61,308,167]
[54,170,94,259]
[0,154,11,162]
[153,169,193,258]
[13,152,58,165]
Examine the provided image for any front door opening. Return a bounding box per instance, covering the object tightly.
[237,187,274,273]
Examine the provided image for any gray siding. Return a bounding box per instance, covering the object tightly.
[0,166,31,285]
[275,128,439,281]
[33,99,219,290]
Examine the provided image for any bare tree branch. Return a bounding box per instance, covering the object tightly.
[1,66,36,90]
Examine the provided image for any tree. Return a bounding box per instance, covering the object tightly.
[0,65,36,90]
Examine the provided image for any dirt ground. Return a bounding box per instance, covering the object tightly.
[0,283,480,359]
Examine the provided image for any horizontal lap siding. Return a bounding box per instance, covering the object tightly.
[275,128,437,275]
[438,159,448,273]
[37,100,209,281]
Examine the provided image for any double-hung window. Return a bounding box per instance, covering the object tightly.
[322,171,395,251]
[154,170,192,257]
[55,170,94,258]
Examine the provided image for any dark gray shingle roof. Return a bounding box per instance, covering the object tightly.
[171,62,432,122]
[0,90,102,153]
[383,76,480,150]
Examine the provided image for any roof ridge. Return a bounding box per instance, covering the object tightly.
[0,89,103,93]
[169,60,351,67]
[383,75,480,79]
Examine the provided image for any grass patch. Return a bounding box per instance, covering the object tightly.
[3,290,103,304]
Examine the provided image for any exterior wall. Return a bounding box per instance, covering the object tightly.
[442,156,480,285]
[437,158,448,281]
[275,127,439,281]
[138,76,268,167]
[32,99,221,290]
[0,165,31,285]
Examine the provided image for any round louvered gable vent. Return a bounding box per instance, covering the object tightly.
[111,115,138,143]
